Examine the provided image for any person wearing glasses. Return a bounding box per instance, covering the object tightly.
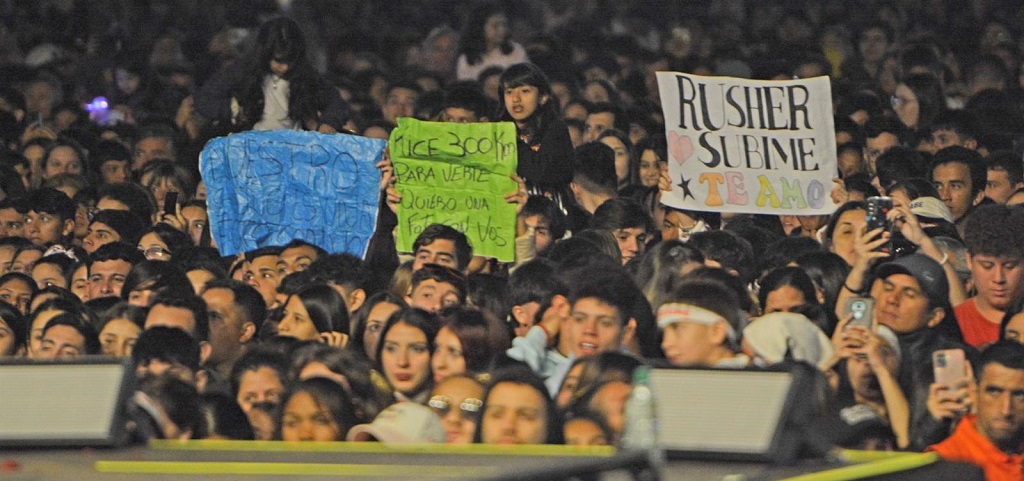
[429,374,484,444]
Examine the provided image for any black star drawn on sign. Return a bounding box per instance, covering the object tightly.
[676,174,695,200]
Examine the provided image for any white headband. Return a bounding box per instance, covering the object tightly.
[657,303,737,341]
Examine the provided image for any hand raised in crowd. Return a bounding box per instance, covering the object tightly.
[851,224,890,271]
[156,199,188,233]
[503,174,528,213]
[658,162,671,192]
[830,177,849,205]
[926,362,976,422]
[830,314,870,357]
[887,200,928,247]
[319,331,349,348]
[379,151,403,214]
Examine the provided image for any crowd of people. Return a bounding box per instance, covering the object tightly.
[4,0,1024,477]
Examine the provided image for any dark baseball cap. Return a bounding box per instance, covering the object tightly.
[873,254,949,308]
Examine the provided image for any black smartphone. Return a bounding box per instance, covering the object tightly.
[163,192,179,216]
[866,196,892,232]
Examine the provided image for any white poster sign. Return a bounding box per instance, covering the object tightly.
[656,72,838,215]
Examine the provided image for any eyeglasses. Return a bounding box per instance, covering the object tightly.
[890,95,916,109]
[428,395,482,421]
[140,246,171,260]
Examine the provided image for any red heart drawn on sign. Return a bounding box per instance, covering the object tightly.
[668,132,693,166]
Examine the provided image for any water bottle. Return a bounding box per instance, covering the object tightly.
[621,366,658,450]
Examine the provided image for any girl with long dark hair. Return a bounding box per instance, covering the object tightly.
[194,17,347,133]
[496,63,574,204]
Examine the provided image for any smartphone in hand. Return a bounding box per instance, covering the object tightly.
[842,297,875,329]
[933,349,967,389]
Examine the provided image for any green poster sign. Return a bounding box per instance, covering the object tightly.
[390,118,519,262]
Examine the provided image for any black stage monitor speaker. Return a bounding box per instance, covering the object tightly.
[648,362,824,463]
[0,358,134,448]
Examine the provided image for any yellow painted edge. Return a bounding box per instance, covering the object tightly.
[778,452,940,481]
[95,461,492,477]
[149,439,615,457]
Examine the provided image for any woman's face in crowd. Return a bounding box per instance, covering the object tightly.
[763,285,808,314]
[31,262,66,289]
[504,84,546,124]
[0,278,33,314]
[44,146,82,179]
[829,208,867,266]
[483,14,508,48]
[0,317,19,356]
[600,136,630,184]
[564,418,609,446]
[138,232,171,261]
[430,376,484,444]
[556,362,585,409]
[70,264,89,302]
[1004,312,1024,344]
[236,367,285,414]
[11,249,42,276]
[278,295,321,342]
[638,149,661,188]
[892,83,919,129]
[363,301,400,360]
[481,381,547,445]
[431,326,466,383]
[281,391,341,442]
[380,321,431,396]
[99,317,141,357]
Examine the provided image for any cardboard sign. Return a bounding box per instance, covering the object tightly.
[390,118,518,261]
[656,72,838,215]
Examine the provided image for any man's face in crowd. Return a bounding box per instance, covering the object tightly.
[99,159,130,184]
[383,87,417,123]
[569,297,633,357]
[413,239,458,271]
[969,254,1024,312]
[583,112,614,142]
[145,304,198,338]
[986,168,1022,205]
[870,273,942,334]
[522,215,553,254]
[34,325,85,360]
[930,129,973,154]
[932,162,981,222]
[0,208,25,238]
[863,132,899,175]
[481,381,548,445]
[277,245,318,277]
[976,362,1024,453]
[88,259,132,299]
[407,279,461,313]
[202,287,254,366]
[244,255,280,309]
[133,137,172,171]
